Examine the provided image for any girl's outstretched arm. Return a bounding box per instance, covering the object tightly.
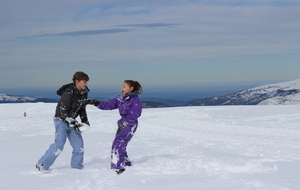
[99,97,118,110]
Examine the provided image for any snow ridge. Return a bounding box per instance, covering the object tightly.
[189,79,300,106]
[0,93,38,102]
[0,93,57,103]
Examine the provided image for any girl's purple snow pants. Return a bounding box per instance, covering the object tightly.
[111,124,137,169]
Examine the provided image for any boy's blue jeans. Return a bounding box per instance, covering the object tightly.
[37,119,84,170]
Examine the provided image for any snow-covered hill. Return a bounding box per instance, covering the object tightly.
[0,93,168,108]
[1,103,300,189]
[188,79,300,106]
[0,93,57,103]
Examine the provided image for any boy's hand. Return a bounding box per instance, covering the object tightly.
[86,99,100,107]
[65,117,77,127]
[73,123,82,133]
[65,117,84,132]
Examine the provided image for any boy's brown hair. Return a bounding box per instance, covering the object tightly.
[72,71,89,83]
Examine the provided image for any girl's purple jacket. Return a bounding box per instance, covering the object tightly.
[98,94,142,127]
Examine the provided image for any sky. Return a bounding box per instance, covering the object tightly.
[1,0,300,93]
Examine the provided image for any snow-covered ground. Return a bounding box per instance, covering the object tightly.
[1,103,300,190]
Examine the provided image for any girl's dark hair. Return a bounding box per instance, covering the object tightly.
[124,80,143,94]
[72,71,89,83]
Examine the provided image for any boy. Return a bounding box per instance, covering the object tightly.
[36,71,90,172]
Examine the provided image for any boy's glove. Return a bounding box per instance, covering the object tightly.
[73,123,82,133]
[86,99,100,107]
[66,117,90,133]
[65,117,77,127]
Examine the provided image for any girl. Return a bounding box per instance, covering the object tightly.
[87,80,143,174]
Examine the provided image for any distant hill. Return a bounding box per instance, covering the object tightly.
[0,93,57,103]
[0,93,168,108]
[187,79,300,106]
[141,97,187,107]
[142,101,168,108]
[3,79,300,106]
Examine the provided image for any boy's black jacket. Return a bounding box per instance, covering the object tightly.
[54,83,90,123]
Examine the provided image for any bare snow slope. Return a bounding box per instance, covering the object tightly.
[189,79,300,106]
[0,93,37,102]
[1,103,300,190]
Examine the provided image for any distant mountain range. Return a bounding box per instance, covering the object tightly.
[187,79,300,106]
[0,93,57,103]
[2,79,300,106]
[142,101,168,108]
[0,93,167,108]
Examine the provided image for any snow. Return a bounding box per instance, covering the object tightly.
[259,94,300,105]
[1,103,300,190]
[251,79,300,93]
[227,79,300,105]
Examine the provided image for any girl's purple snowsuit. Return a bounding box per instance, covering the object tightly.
[98,93,142,169]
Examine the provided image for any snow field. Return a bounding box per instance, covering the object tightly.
[0,103,300,190]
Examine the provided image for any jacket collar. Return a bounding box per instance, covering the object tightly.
[123,90,140,99]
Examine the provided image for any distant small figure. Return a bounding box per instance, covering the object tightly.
[23,112,27,117]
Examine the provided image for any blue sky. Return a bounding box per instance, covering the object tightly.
[1,0,300,93]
